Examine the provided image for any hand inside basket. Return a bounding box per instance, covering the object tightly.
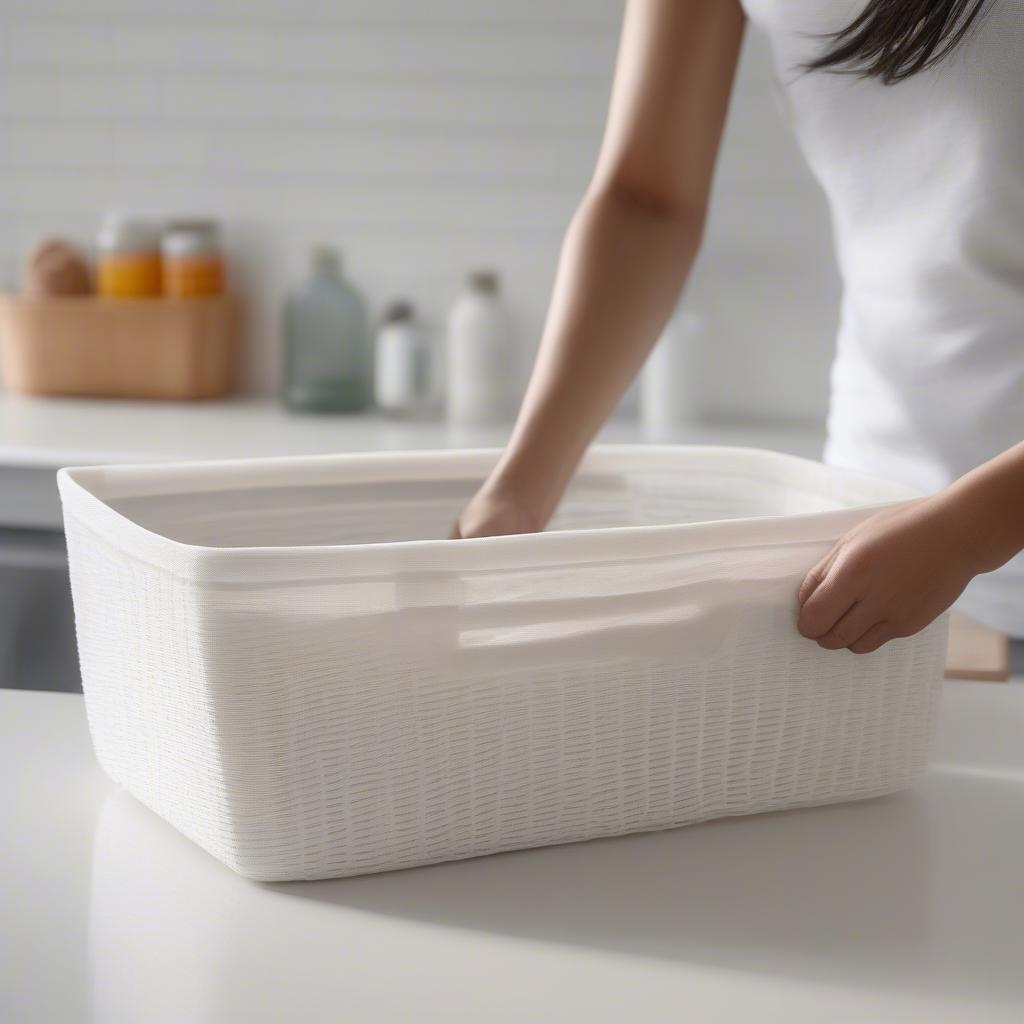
[450,485,542,539]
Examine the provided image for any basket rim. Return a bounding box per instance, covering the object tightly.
[57,444,916,584]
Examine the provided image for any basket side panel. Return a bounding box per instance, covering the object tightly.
[64,514,240,865]
[195,543,946,881]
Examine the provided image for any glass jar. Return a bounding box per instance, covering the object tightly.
[282,247,372,413]
[96,213,162,298]
[161,219,225,298]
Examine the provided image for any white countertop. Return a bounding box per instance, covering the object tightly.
[3,684,1022,1023]
[0,393,826,467]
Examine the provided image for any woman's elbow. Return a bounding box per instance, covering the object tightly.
[592,177,707,243]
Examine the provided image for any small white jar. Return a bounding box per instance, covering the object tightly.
[374,301,430,416]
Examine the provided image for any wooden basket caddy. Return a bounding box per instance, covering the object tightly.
[0,296,239,401]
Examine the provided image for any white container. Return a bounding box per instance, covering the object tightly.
[641,309,705,434]
[58,446,947,882]
[446,271,513,426]
[374,301,429,416]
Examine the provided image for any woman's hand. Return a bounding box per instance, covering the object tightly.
[797,494,981,653]
[799,441,1024,653]
[450,484,542,539]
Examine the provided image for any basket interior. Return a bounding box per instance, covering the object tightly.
[104,461,853,549]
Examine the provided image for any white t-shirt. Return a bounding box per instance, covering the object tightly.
[741,0,1024,635]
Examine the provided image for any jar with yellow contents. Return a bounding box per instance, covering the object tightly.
[97,214,162,298]
[161,220,225,298]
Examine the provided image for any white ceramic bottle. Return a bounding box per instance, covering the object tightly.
[446,270,513,427]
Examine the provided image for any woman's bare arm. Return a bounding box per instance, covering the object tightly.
[454,0,746,537]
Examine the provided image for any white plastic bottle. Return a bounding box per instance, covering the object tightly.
[446,270,514,427]
[374,300,429,417]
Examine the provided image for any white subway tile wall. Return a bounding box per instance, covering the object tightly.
[0,0,839,420]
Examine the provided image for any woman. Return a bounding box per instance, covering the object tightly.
[453,0,1024,654]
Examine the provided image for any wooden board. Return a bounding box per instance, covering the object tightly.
[945,611,1010,682]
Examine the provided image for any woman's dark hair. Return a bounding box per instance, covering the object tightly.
[806,0,992,84]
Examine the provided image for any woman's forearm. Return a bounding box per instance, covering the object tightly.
[948,440,1024,571]
[488,184,702,524]
[453,0,745,539]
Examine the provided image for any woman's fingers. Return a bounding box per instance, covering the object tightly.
[797,547,837,606]
[848,621,899,654]
[796,550,907,653]
[813,600,881,651]
[797,558,858,639]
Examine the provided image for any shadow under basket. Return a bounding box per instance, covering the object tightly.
[0,295,240,401]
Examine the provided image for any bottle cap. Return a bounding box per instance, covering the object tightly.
[97,213,161,254]
[382,300,414,324]
[162,219,221,258]
[312,245,342,276]
[468,270,499,295]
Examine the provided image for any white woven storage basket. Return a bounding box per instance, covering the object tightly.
[58,446,947,882]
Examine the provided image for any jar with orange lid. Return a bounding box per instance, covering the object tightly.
[161,220,225,298]
[96,214,162,298]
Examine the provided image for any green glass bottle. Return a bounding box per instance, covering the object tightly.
[282,247,372,412]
